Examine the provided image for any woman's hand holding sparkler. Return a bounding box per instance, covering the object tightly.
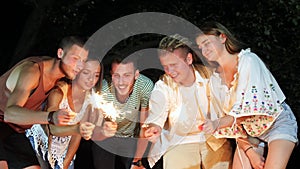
[79,122,95,140]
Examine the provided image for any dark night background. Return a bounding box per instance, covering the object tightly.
[1,0,299,168]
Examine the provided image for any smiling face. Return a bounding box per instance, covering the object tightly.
[196,34,225,62]
[75,60,101,91]
[111,61,139,97]
[159,48,194,86]
[59,44,89,80]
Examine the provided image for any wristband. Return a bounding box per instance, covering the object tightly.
[47,111,55,124]
[132,159,143,167]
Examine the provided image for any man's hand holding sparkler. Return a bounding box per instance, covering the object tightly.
[143,123,162,143]
[199,119,220,134]
[48,109,77,126]
[101,120,118,137]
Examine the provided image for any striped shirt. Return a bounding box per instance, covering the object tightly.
[102,74,154,137]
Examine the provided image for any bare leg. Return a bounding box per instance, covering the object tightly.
[233,147,252,169]
[233,143,265,169]
[0,161,8,169]
[264,140,295,169]
[234,138,265,169]
[245,146,265,169]
[24,165,41,169]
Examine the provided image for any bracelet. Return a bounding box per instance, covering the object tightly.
[245,146,253,153]
[47,111,55,124]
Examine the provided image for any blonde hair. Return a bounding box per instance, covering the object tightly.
[158,34,211,80]
[158,34,204,65]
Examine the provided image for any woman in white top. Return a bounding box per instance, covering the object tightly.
[196,21,298,169]
[26,59,117,169]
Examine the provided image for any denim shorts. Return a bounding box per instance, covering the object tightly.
[258,102,298,144]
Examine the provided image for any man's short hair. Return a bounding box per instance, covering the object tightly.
[58,35,89,52]
[111,55,138,70]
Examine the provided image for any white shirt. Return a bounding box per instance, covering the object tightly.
[145,68,220,167]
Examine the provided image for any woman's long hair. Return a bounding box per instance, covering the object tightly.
[198,21,247,54]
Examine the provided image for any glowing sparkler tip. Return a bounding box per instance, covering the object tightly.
[90,89,119,122]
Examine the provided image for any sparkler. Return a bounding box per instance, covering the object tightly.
[198,120,205,131]
[90,89,119,122]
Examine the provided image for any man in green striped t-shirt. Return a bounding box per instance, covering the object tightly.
[91,56,154,169]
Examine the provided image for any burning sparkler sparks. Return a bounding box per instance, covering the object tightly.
[90,89,119,122]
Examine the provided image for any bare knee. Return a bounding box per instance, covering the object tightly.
[23,165,41,169]
[0,161,9,169]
